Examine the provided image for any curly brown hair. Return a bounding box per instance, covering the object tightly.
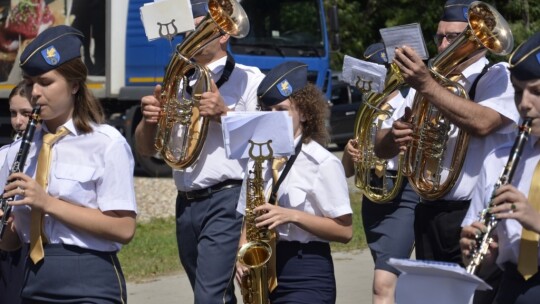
[289,83,329,146]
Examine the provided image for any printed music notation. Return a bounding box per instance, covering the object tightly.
[380,23,429,62]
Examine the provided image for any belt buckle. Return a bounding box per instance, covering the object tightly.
[184,191,196,200]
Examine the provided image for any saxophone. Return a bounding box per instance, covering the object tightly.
[466,119,532,274]
[0,106,41,240]
[237,140,274,304]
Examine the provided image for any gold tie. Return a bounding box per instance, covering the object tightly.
[271,156,287,186]
[517,159,540,280]
[30,127,69,264]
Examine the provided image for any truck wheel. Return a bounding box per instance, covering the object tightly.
[124,105,172,177]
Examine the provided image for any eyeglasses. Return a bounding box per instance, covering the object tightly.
[434,32,462,45]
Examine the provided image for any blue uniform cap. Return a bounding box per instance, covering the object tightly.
[441,0,475,22]
[509,32,540,81]
[364,42,388,65]
[20,25,84,77]
[191,0,207,18]
[257,61,308,107]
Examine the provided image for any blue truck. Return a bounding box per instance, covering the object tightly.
[0,0,338,176]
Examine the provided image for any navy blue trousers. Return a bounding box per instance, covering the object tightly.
[176,185,243,304]
[270,241,336,304]
[362,179,418,274]
[21,244,126,304]
[494,263,540,304]
[0,246,27,304]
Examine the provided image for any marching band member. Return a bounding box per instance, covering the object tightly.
[374,1,519,302]
[236,61,353,303]
[342,43,418,304]
[0,25,137,303]
[134,1,265,302]
[0,82,33,304]
[461,31,540,304]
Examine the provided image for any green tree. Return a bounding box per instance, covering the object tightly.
[327,0,540,70]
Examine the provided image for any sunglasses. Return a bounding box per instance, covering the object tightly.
[434,32,462,45]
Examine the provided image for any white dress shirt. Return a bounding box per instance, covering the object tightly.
[237,138,353,243]
[463,136,540,267]
[382,57,520,200]
[173,55,265,191]
[0,120,137,252]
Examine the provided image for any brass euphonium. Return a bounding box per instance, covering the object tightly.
[402,1,513,200]
[353,63,406,203]
[154,0,249,169]
[237,140,274,304]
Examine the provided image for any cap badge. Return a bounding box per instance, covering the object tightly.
[462,7,468,20]
[277,79,292,97]
[536,52,540,65]
[41,46,60,66]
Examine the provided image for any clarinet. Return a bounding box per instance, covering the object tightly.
[0,106,41,240]
[466,118,532,274]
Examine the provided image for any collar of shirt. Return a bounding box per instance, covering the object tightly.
[40,119,77,136]
[459,56,489,85]
[205,55,228,78]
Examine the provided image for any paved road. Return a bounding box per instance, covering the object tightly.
[127,249,374,304]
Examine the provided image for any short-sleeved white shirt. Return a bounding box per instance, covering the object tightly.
[381,57,520,200]
[173,56,265,191]
[463,136,540,267]
[0,120,137,252]
[237,138,353,243]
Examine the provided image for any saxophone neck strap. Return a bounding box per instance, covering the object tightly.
[270,138,303,205]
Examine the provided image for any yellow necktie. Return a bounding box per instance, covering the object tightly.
[271,156,287,187]
[30,127,69,264]
[517,159,540,280]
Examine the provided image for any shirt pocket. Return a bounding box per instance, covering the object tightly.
[52,163,97,206]
[283,188,307,209]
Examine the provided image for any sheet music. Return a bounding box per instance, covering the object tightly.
[221,111,294,159]
[140,0,195,41]
[380,23,429,62]
[341,55,387,94]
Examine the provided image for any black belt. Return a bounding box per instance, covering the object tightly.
[178,179,242,201]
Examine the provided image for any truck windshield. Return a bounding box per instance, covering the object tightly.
[230,0,325,57]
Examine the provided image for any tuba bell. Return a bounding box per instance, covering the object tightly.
[353,63,406,203]
[402,1,513,200]
[154,0,249,169]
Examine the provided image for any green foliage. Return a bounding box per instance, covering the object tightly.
[326,0,540,70]
[118,217,181,282]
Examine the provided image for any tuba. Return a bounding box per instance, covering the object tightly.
[353,63,406,203]
[154,0,249,169]
[402,1,513,200]
[237,140,274,304]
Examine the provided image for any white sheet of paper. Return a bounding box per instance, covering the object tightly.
[380,23,429,62]
[341,55,387,93]
[388,258,491,304]
[140,0,195,41]
[221,111,295,159]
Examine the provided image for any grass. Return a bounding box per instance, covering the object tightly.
[119,191,366,282]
